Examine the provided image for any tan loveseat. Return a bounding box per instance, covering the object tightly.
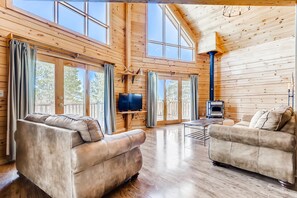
[15,114,146,198]
[208,109,296,187]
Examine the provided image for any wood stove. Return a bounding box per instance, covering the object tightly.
[206,51,224,118]
[206,100,224,118]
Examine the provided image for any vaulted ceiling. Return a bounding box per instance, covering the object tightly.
[175,5,295,52]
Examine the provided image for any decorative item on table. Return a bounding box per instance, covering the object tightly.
[288,72,295,109]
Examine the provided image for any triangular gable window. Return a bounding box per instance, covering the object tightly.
[147,4,195,62]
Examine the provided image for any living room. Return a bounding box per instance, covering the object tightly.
[0,0,297,197]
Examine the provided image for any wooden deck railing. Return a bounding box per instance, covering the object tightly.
[35,102,104,124]
[157,100,190,120]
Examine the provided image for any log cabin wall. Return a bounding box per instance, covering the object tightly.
[178,5,296,121]
[0,1,128,163]
[128,3,208,129]
[0,2,205,163]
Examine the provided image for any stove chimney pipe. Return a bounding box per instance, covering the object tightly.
[208,51,217,101]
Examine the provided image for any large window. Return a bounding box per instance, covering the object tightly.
[34,55,105,126]
[12,0,109,44]
[147,4,195,62]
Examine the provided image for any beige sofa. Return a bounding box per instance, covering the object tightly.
[208,112,296,187]
[15,115,146,198]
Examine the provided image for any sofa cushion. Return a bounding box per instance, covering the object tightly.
[234,121,250,128]
[249,110,267,128]
[24,113,51,123]
[45,115,104,142]
[71,129,145,173]
[208,124,296,152]
[280,115,296,134]
[254,106,293,131]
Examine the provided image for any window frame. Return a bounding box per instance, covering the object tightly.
[7,0,110,46]
[146,4,195,62]
[35,53,104,118]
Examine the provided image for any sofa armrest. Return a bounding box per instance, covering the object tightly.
[15,120,74,198]
[208,124,296,152]
[71,129,146,173]
[241,114,254,122]
[105,129,146,158]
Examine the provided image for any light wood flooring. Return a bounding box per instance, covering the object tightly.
[1,124,297,198]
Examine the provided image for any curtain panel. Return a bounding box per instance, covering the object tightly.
[190,75,199,120]
[7,40,36,161]
[104,63,116,134]
[147,71,158,127]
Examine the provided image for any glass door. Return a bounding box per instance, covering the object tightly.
[35,54,104,120]
[63,61,86,116]
[165,79,179,123]
[157,76,182,125]
[34,55,57,114]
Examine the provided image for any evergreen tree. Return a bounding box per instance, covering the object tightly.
[64,67,84,104]
[35,61,55,105]
[90,72,104,104]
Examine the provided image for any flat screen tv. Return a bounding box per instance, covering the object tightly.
[118,93,142,112]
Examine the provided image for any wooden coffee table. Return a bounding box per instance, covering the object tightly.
[183,118,223,146]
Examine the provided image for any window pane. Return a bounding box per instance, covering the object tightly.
[148,4,163,42]
[181,48,193,61]
[13,0,54,22]
[64,66,86,116]
[181,29,192,47]
[88,20,107,43]
[89,2,107,24]
[157,79,165,121]
[58,5,84,34]
[165,15,178,45]
[35,61,55,114]
[89,71,104,127]
[182,80,191,120]
[166,80,178,120]
[67,2,84,11]
[148,43,163,57]
[166,46,178,60]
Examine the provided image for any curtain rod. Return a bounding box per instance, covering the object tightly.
[7,33,117,68]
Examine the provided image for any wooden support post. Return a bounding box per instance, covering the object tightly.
[125,3,132,130]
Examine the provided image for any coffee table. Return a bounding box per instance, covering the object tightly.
[183,118,223,146]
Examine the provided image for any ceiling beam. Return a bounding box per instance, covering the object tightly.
[99,0,295,6]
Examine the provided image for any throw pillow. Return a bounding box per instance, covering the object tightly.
[45,114,104,142]
[24,113,51,123]
[254,105,293,131]
[280,116,296,134]
[249,110,267,128]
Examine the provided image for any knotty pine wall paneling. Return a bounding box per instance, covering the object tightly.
[178,5,295,121]
[0,2,127,163]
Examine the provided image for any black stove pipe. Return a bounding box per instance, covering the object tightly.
[208,51,217,101]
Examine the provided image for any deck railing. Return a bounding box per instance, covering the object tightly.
[157,100,191,120]
[35,102,104,124]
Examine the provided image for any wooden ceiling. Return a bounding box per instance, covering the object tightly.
[104,0,295,6]
[176,5,295,52]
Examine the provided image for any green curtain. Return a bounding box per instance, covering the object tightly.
[7,40,36,161]
[104,63,116,134]
[147,71,158,127]
[190,75,199,120]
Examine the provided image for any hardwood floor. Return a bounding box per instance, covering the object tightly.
[1,124,297,198]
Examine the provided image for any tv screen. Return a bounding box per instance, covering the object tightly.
[118,93,129,112]
[118,93,142,112]
[129,94,142,111]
